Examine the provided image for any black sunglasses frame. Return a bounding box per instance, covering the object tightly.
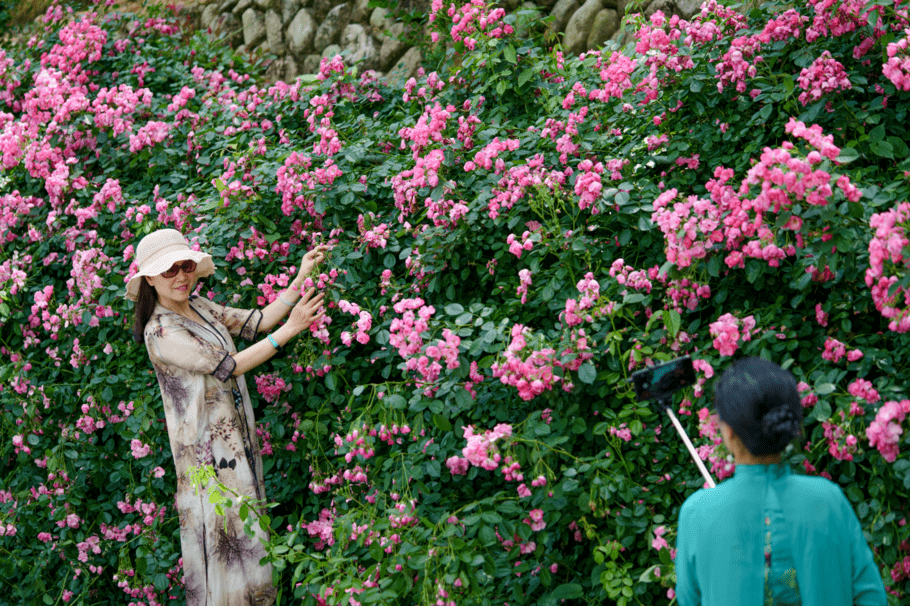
[160,260,197,279]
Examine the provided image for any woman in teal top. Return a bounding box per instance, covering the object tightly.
[674,357,889,606]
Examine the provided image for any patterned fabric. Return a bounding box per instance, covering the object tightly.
[145,296,276,606]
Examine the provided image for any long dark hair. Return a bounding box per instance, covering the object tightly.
[714,357,804,456]
[132,279,158,344]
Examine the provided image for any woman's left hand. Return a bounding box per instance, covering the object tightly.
[296,245,329,283]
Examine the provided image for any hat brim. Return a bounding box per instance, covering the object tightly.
[125,250,215,301]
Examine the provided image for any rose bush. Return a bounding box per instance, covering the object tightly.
[1,0,910,604]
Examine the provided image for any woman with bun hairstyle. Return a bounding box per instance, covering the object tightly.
[674,357,887,606]
[126,229,327,606]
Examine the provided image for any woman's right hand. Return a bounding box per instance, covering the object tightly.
[288,287,325,335]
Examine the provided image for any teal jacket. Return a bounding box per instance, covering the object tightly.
[675,461,888,606]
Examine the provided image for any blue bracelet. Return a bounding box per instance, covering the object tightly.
[277,291,295,307]
[267,334,284,354]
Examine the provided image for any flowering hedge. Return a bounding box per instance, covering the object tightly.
[2,0,910,604]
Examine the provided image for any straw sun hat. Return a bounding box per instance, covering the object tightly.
[125,229,215,301]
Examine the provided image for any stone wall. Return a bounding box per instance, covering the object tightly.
[188,0,703,84]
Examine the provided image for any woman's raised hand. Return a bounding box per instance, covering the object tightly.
[297,245,329,282]
[288,287,325,335]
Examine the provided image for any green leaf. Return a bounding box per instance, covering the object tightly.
[578,362,596,384]
[869,124,885,142]
[479,525,497,545]
[870,139,894,159]
[666,310,681,337]
[445,303,465,316]
[518,68,535,88]
[432,413,452,432]
[384,394,406,409]
[812,400,832,421]
[551,583,583,600]
[496,80,506,95]
[504,45,517,64]
[815,383,835,395]
[836,147,860,164]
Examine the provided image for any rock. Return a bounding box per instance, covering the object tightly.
[313,3,350,53]
[676,0,702,18]
[386,46,422,88]
[265,9,285,53]
[253,0,271,8]
[548,0,580,35]
[340,23,380,71]
[242,8,267,46]
[312,0,340,22]
[232,0,253,15]
[379,22,408,72]
[287,9,316,56]
[563,0,604,55]
[281,0,301,23]
[201,4,219,29]
[220,0,240,12]
[211,11,243,46]
[644,0,701,20]
[502,0,522,9]
[265,56,288,83]
[303,53,322,74]
[369,7,388,29]
[285,54,299,81]
[586,8,619,49]
[352,0,372,22]
[321,43,342,59]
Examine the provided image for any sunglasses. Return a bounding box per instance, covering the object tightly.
[161,260,197,278]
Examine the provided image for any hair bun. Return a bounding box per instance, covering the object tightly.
[762,407,800,438]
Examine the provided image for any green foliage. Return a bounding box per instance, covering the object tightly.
[1,0,910,605]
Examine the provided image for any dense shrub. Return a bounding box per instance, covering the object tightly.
[1,0,910,604]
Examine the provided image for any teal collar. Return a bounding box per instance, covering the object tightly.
[733,461,791,480]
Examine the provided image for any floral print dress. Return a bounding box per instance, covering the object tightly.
[144,295,276,606]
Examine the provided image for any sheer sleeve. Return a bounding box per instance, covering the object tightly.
[145,322,236,383]
[195,297,262,341]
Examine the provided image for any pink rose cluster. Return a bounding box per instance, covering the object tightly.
[491,324,560,401]
[848,378,880,404]
[337,299,372,346]
[823,412,859,461]
[820,337,863,363]
[796,51,852,106]
[516,269,533,304]
[866,400,910,463]
[254,373,291,404]
[708,312,756,356]
[652,120,856,272]
[883,29,910,91]
[487,154,567,219]
[430,0,513,49]
[506,230,535,258]
[452,423,513,472]
[129,439,151,459]
[865,202,910,332]
[357,213,390,249]
[609,259,653,293]
[695,408,736,482]
[563,272,610,327]
[389,298,462,394]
